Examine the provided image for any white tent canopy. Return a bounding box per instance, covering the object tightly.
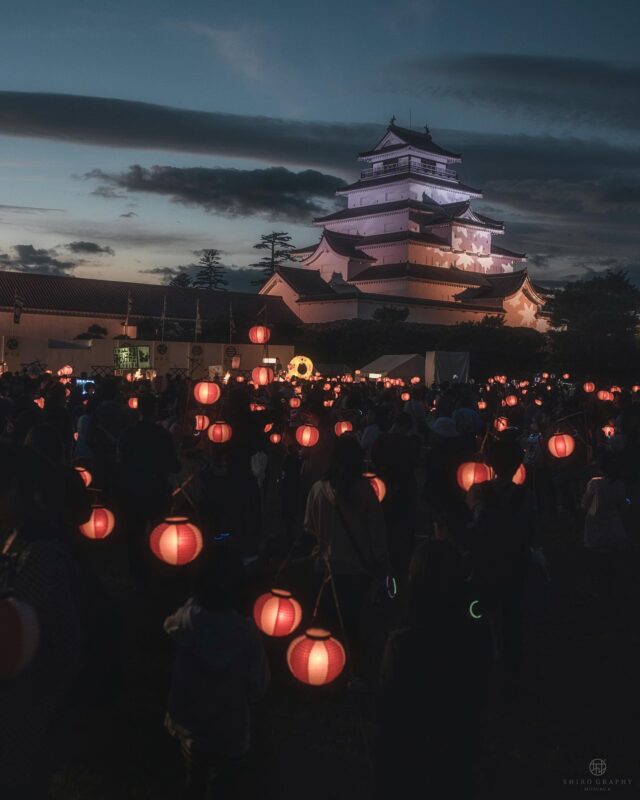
[359,353,424,379]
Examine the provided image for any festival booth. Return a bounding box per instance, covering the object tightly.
[359,353,424,380]
[425,351,470,387]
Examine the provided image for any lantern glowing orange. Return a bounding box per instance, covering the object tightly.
[602,424,615,438]
[411,376,421,384]
[296,424,319,447]
[287,628,346,686]
[74,466,92,487]
[253,589,302,637]
[512,463,526,485]
[610,385,622,394]
[632,385,640,393]
[583,382,596,393]
[364,472,386,502]
[534,398,543,406]
[334,420,353,437]
[494,416,509,432]
[149,517,203,566]
[477,399,487,411]
[80,506,115,540]
[269,432,282,445]
[597,390,612,402]
[505,395,518,407]
[248,325,271,345]
[519,380,530,388]
[562,373,570,380]
[60,364,73,376]
[128,397,138,410]
[289,396,301,409]
[548,434,575,459]
[323,399,334,407]
[0,598,39,680]
[34,397,45,409]
[125,372,134,382]
[194,414,210,431]
[193,381,221,405]
[252,366,274,386]
[208,421,232,443]
[541,372,549,380]
[456,462,494,492]
[264,422,274,433]
[400,391,410,402]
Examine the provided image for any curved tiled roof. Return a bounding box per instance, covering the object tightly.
[352,263,491,286]
[358,124,462,161]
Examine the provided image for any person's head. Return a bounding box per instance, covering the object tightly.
[408,540,466,622]
[137,392,157,420]
[24,423,64,465]
[192,543,244,611]
[326,435,364,499]
[0,442,40,531]
[487,437,524,480]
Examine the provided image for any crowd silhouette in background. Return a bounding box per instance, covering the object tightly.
[0,366,638,799]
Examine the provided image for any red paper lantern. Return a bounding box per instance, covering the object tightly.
[252,366,274,386]
[269,432,282,445]
[60,364,73,376]
[193,381,221,405]
[253,589,302,637]
[411,376,421,384]
[289,396,301,409]
[74,466,92,487]
[264,422,274,433]
[334,420,353,437]
[195,414,210,431]
[364,472,386,502]
[80,506,115,540]
[34,397,45,409]
[602,424,615,438]
[248,325,271,345]
[128,397,138,410]
[400,391,410,402]
[610,385,622,394]
[583,382,596,393]
[541,372,549,380]
[456,462,494,492]
[323,399,334,407]
[512,463,526,485]
[287,628,346,686]
[505,395,518,407]
[597,390,612,402]
[0,598,39,679]
[562,373,570,380]
[125,372,134,383]
[631,385,640,393]
[150,517,203,565]
[477,399,487,411]
[296,425,319,447]
[548,433,575,459]
[208,421,232,443]
[534,398,543,406]
[494,416,509,432]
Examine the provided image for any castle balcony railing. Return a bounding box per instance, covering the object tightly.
[360,161,458,182]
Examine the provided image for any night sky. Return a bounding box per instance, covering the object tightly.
[1,0,639,289]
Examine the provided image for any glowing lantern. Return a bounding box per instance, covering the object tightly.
[150,517,203,566]
[80,506,115,540]
[534,398,543,406]
[364,472,386,502]
[208,421,232,443]
[195,414,210,431]
[400,392,410,402]
[34,397,45,409]
[128,397,138,410]
[477,399,487,411]
[193,381,221,405]
[253,589,302,637]
[248,325,271,345]
[74,431,79,442]
[602,424,615,438]
[512,463,526,485]
[323,382,331,391]
[456,462,494,492]
[494,417,509,432]
[60,365,73,376]
[541,372,549,380]
[505,395,518,407]
[269,432,282,445]
[562,373,570,380]
[610,385,622,394]
[411,376,421,384]
[583,382,596,393]
[296,425,319,448]
[287,628,346,686]
[0,598,39,679]
[323,399,334,408]
[264,422,274,433]
[252,366,274,386]
[236,375,245,383]
[548,433,575,459]
[289,396,301,409]
[334,386,341,395]
[597,390,612,402]
[631,385,640,393]
[519,380,530,388]
[522,389,528,396]
[334,420,353,436]
[74,466,92,487]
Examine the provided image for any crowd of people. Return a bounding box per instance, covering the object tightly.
[0,365,638,799]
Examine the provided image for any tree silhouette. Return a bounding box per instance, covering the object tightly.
[192,249,227,291]
[169,272,192,288]
[250,232,294,285]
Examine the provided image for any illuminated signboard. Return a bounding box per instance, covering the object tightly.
[113,345,151,370]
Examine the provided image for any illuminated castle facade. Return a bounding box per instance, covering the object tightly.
[260,121,550,329]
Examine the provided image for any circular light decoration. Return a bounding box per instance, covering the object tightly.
[60,364,73,376]
[597,390,612,402]
[194,414,210,432]
[610,385,622,394]
[602,424,615,438]
[125,372,134,383]
[631,384,640,393]
[253,589,302,637]
[477,399,487,411]
[296,424,319,448]
[494,416,509,432]
[468,600,483,620]
[505,395,518,407]
[289,396,301,409]
[583,381,596,393]
[248,325,271,345]
[80,505,115,540]
[400,392,410,402]
[541,372,549,380]
[287,355,314,381]
[364,472,386,502]
[410,376,421,385]
[548,433,575,459]
[334,420,353,437]
[269,432,282,445]
[193,381,221,405]
[0,598,39,679]
[252,366,274,386]
[287,628,346,686]
[512,463,526,485]
[208,421,232,443]
[150,516,203,566]
[456,462,494,492]
[128,397,138,410]
[74,466,92,487]
[534,398,543,406]
[562,373,570,380]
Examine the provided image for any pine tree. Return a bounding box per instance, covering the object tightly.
[168,272,192,288]
[192,249,227,291]
[250,232,294,285]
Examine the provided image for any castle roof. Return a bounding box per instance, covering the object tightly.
[337,169,482,198]
[352,263,491,286]
[359,123,462,161]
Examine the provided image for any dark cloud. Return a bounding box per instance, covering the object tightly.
[86,165,345,223]
[119,211,137,218]
[385,54,640,133]
[65,240,115,255]
[0,204,64,214]
[0,244,77,275]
